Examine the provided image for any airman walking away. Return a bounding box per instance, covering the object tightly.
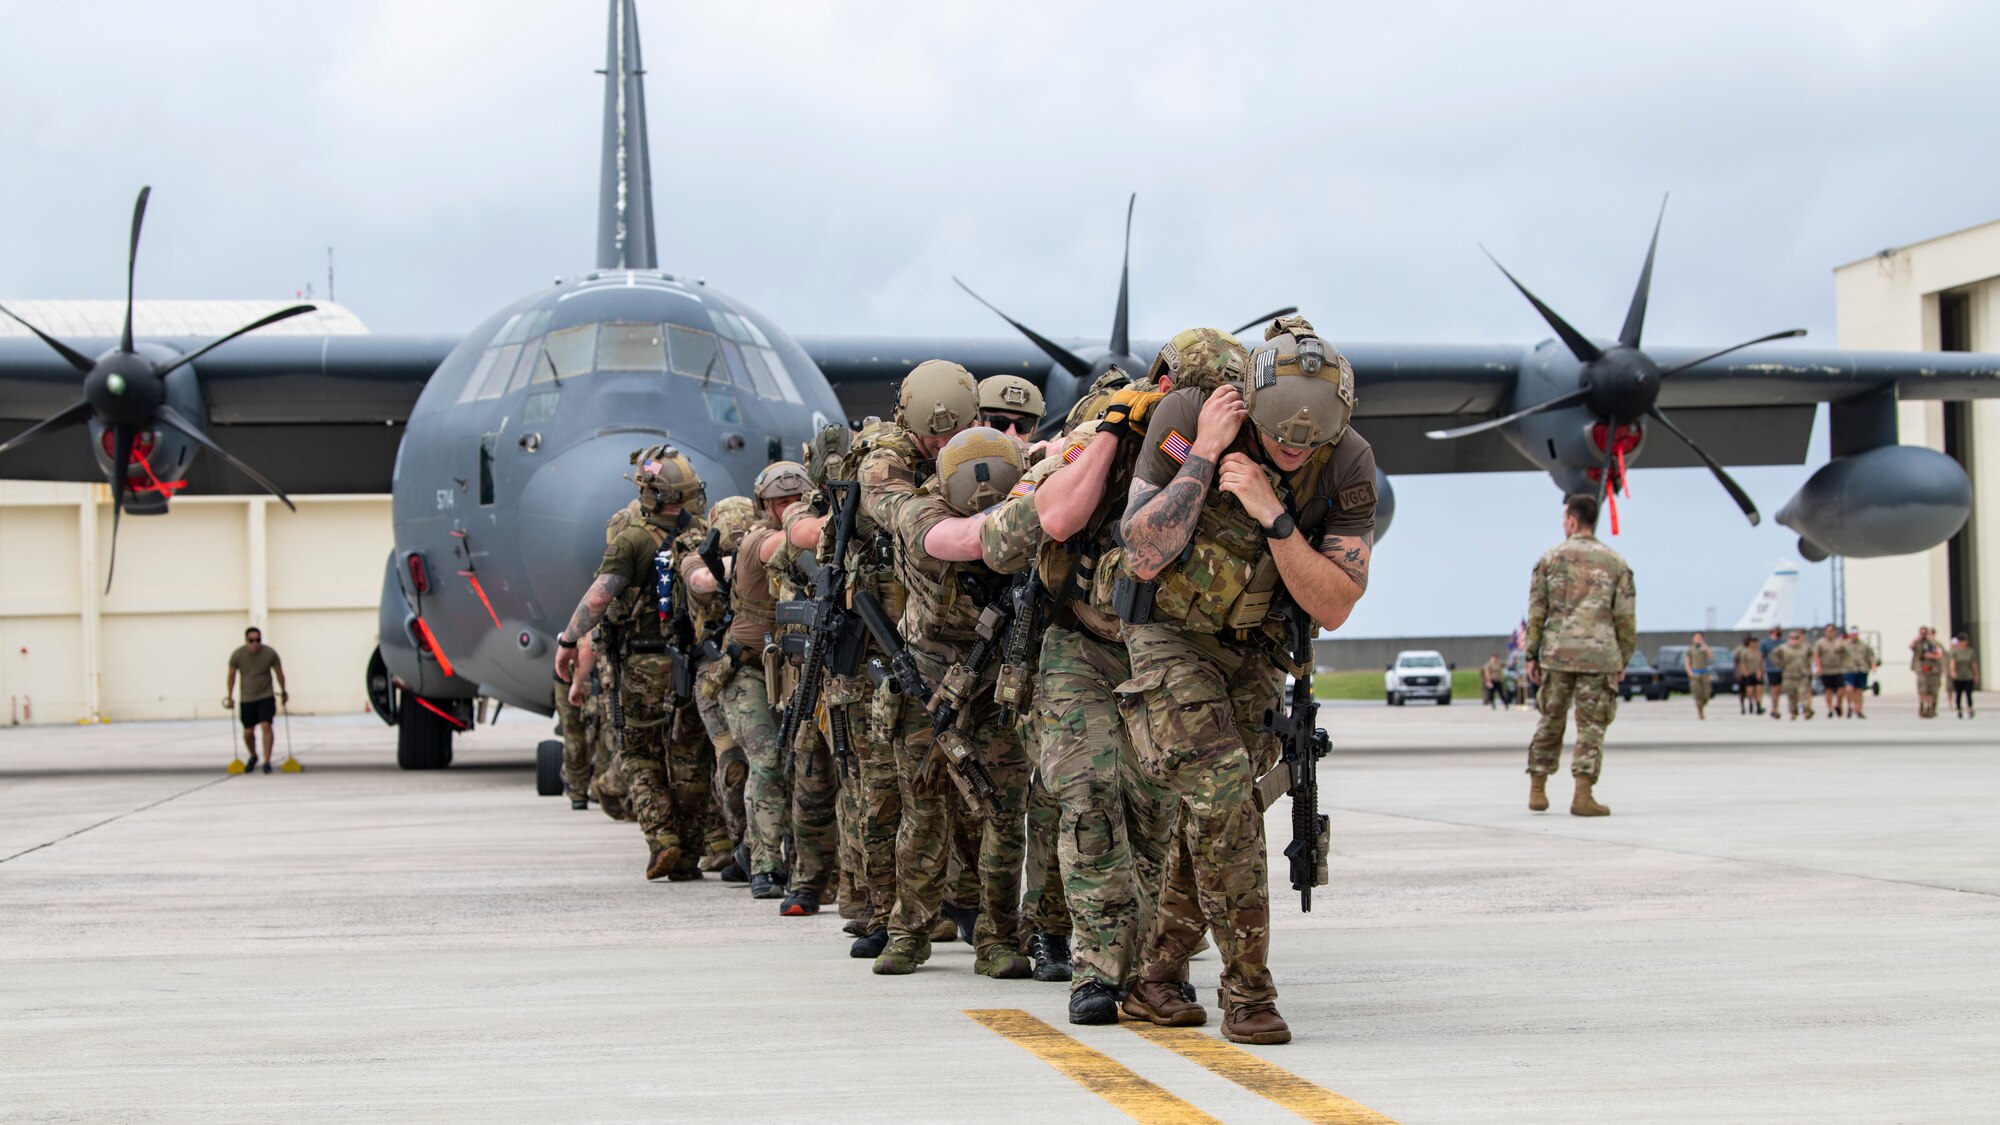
[1481,652,1506,709]
[1813,625,1847,717]
[1776,629,1814,720]
[1524,494,1635,817]
[1912,627,1945,718]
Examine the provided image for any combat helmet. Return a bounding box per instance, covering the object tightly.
[630,444,704,510]
[1148,327,1249,394]
[896,359,979,438]
[804,423,854,487]
[935,426,1024,515]
[1062,365,1138,432]
[1243,316,1355,450]
[978,374,1045,428]
[706,495,758,547]
[753,460,812,503]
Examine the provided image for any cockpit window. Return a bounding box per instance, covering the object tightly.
[474,344,522,400]
[540,324,596,381]
[707,309,804,404]
[597,323,667,371]
[502,337,544,396]
[668,325,725,382]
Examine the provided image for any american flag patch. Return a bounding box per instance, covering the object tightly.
[1062,442,1086,464]
[1008,479,1037,498]
[1160,430,1191,464]
[642,459,662,474]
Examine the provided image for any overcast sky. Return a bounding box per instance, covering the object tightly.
[3,0,1995,638]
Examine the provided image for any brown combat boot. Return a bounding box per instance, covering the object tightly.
[1123,979,1206,1027]
[1570,777,1610,817]
[1219,992,1292,1045]
[644,843,682,881]
[1528,774,1549,812]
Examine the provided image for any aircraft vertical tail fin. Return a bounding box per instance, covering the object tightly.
[596,0,657,270]
[1732,560,1800,632]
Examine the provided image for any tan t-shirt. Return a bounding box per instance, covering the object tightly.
[229,644,282,701]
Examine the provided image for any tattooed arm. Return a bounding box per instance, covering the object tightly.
[1119,456,1217,580]
[554,572,630,681]
[1273,527,1371,633]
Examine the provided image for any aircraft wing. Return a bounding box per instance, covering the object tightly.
[0,334,459,494]
[803,334,2000,476]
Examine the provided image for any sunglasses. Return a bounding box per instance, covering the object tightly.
[980,411,1036,434]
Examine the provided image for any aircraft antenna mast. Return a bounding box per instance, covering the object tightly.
[595,0,658,270]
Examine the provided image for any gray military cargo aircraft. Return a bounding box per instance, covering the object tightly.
[3,0,1998,772]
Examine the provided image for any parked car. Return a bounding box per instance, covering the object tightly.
[1385,650,1454,705]
[1655,645,1739,695]
[1619,651,1667,701]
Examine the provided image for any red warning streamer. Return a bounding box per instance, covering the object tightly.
[459,570,503,630]
[414,695,470,730]
[412,616,455,679]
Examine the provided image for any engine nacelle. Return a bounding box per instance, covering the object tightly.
[1775,445,1971,560]
[83,350,207,513]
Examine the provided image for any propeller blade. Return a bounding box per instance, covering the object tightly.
[1619,195,1667,349]
[0,398,95,458]
[1425,386,1591,440]
[122,186,151,354]
[952,278,1092,380]
[1646,406,1761,525]
[1481,247,1603,364]
[154,404,296,511]
[1229,307,1300,337]
[106,423,133,593]
[153,304,318,378]
[1655,328,1807,379]
[0,302,96,373]
[1108,193,1135,359]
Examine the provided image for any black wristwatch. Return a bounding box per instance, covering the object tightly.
[1262,513,1296,540]
[557,634,579,649]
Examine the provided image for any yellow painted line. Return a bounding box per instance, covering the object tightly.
[1127,1024,1400,1125]
[965,1009,1222,1124]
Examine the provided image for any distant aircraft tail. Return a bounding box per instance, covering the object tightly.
[1733,560,1800,631]
[596,0,657,270]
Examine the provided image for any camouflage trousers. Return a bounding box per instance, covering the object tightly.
[696,658,747,848]
[1034,623,1175,990]
[835,732,868,921]
[784,700,842,897]
[1690,674,1713,710]
[1120,624,1281,1006]
[554,675,593,798]
[1020,770,1069,939]
[885,680,1031,956]
[586,693,630,818]
[722,664,788,875]
[1528,670,1617,780]
[859,678,905,933]
[1780,672,1813,717]
[618,655,717,868]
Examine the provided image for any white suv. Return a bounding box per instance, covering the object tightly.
[1385,650,1453,706]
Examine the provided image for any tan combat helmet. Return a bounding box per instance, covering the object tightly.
[706,495,758,546]
[1243,316,1355,450]
[935,426,1024,515]
[978,374,1046,429]
[631,444,704,510]
[805,423,854,487]
[1147,327,1249,394]
[896,359,979,437]
[753,460,812,503]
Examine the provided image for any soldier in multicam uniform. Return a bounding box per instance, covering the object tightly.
[764,468,841,917]
[852,362,980,962]
[569,634,631,820]
[1684,633,1714,720]
[684,495,757,880]
[1911,626,1945,718]
[977,373,1046,442]
[1776,629,1814,719]
[554,445,716,881]
[1524,493,1635,818]
[1115,318,1378,1045]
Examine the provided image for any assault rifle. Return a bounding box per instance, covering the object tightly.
[1255,602,1332,911]
[850,584,1004,816]
[994,565,1042,726]
[774,480,862,774]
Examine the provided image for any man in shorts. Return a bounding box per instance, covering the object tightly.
[224,627,288,774]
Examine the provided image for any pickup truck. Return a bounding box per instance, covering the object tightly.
[1385,650,1454,706]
